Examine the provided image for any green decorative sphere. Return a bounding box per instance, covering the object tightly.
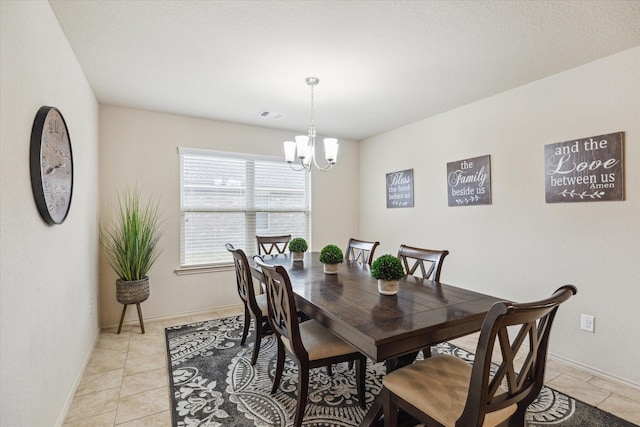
[371,254,405,281]
[319,244,344,264]
[289,237,308,253]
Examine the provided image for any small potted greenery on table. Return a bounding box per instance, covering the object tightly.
[371,254,405,295]
[289,237,308,261]
[319,244,344,274]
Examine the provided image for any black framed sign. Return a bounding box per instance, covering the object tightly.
[544,132,624,203]
[447,155,491,206]
[386,169,414,208]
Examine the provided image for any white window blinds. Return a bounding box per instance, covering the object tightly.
[179,147,310,267]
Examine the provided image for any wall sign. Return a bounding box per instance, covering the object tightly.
[447,155,491,206]
[386,169,414,208]
[544,132,624,203]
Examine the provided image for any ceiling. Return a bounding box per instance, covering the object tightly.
[49,0,640,141]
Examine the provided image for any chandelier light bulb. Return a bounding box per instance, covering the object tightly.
[283,141,296,163]
[323,138,338,163]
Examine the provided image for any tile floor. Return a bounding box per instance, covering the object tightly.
[63,307,640,426]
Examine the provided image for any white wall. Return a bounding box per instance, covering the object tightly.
[0,1,100,425]
[99,106,359,327]
[359,47,640,386]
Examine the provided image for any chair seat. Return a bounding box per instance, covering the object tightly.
[255,293,268,317]
[281,319,358,361]
[383,354,517,427]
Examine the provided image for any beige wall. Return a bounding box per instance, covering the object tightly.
[359,47,640,386]
[0,1,100,425]
[99,106,359,327]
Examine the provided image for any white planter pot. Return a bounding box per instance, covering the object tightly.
[323,263,339,274]
[378,279,399,295]
[292,251,304,261]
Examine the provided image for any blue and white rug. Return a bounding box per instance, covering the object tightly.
[165,315,636,427]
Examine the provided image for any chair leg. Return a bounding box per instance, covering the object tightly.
[508,405,527,427]
[241,305,251,345]
[422,346,431,359]
[382,388,398,427]
[326,364,333,376]
[293,365,309,427]
[251,318,263,365]
[117,304,127,334]
[271,339,285,394]
[356,356,366,409]
[136,303,145,334]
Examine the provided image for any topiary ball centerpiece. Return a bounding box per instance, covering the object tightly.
[289,237,308,261]
[319,244,344,274]
[371,254,405,295]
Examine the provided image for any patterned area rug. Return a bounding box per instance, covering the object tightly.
[165,315,635,427]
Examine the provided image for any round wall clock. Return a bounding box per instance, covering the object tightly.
[30,106,74,225]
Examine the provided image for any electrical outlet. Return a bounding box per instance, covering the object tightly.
[89,300,93,317]
[580,314,594,333]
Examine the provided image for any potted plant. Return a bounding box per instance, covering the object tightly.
[289,237,308,261]
[101,188,163,333]
[371,254,405,295]
[319,244,344,274]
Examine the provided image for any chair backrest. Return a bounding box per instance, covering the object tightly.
[397,244,449,282]
[345,238,380,265]
[256,234,292,255]
[457,285,577,427]
[254,256,306,359]
[226,244,259,312]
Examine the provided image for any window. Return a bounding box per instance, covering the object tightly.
[179,147,310,267]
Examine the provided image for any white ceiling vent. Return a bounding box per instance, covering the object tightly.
[258,111,286,120]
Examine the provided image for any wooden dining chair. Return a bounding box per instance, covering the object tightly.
[254,256,367,427]
[398,244,450,359]
[256,234,292,255]
[397,244,449,282]
[381,285,577,427]
[225,244,269,365]
[345,238,380,265]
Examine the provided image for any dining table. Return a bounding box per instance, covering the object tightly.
[250,251,503,426]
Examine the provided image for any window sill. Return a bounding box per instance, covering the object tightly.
[174,263,234,275]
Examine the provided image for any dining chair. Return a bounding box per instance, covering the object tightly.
[397,244,449,282]
[254,256,367,427]
[381,285,577,427]
[345,238,380,265]
[225,243,269,365]
[398,244,450,358]
[256,234,292,255]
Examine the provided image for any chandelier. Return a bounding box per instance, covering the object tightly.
[283,77,338,172]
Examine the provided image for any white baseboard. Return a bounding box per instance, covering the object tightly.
[102,304,244,331]
[548,350,640,390]
[55,328,102,427]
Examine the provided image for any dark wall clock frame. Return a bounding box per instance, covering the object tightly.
[30,106,74,225]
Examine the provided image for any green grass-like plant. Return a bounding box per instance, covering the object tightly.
[371,254,405,281]
[289,237,308,253]
[101,189,163,282]
[319,244,344,264]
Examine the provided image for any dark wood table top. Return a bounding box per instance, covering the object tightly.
[252,252,502,362]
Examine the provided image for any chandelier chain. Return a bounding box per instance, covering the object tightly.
[309,82,315,132]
